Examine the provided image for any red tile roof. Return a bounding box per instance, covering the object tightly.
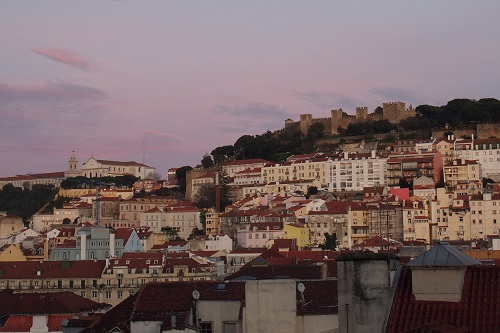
[0,290,110,315]
[296,280,338,315]
[225,159,269,166]
[80,294,137,333]
[386,265,500,333]
[131,281,246,327]
[0,260,106,279]
[0,316,32,332]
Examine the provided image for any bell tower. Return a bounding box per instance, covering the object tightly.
[65,151,80,178]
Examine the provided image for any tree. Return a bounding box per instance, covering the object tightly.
[306,122,325,142]
[201,155,214,169]
[192,183,217,209]
[190,227,205,239]
[211,145,235,164]
[145,171,162,180]
[320,232,337,250]
[306,186,318,198]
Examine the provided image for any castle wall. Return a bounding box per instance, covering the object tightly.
[478,123,500,139]
[297,101,414,135]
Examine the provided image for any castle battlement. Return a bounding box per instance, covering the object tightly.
[290,101,416,135]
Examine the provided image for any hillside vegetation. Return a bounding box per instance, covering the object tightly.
[206,98,500,164]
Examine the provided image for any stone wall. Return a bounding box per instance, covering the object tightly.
[293,101,415,135]
[477,123,500,139]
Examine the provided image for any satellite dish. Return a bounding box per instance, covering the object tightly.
[192,290,200,300]
[297,283,305,292]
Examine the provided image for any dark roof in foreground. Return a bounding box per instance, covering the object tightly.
[405,242,481,267]
[0,290,110,315]
[386,265,500,333]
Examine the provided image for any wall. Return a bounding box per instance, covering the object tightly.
[296,102,415,136]
[411,267,465,302]
[337,254,398,333]
[197,300,242,333]
[244,280,297,333]
[478,123,500,139]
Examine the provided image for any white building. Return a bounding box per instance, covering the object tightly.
[140,205,202,240]
[454,138,500,181]
[326,150,387,192]
[81,157,156,179]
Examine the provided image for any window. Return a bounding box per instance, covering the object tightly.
[200,322,213,333]
[105,291,112,299]
[223,322,237,333]
[117,291,123,299]
[80,291,86,298]
[92,291,98,298]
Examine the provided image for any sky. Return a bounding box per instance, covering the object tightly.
[1,1,499,178]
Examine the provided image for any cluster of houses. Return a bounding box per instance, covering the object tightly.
[1,135,500,332]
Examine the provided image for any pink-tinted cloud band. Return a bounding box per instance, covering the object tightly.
[32,47,97,71]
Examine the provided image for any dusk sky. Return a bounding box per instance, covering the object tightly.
[1,1,499,178]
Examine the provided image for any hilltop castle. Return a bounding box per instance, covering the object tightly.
[286,101,416,135]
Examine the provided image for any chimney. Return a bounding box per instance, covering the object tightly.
[109,232,116,258]
[371,150,376,159]
[344,151,349,160]
[80,233,86,260]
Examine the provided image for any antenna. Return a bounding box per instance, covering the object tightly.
[297,283,305,305]
[143,139,145,164]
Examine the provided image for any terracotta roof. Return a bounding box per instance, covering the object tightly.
[0,316,32,332]
[94,159,150,167]
[386,265,500,333]
[131,281,246,326]
[81,293,137,333]
[225,158,269,166]
[0,260,106,279]
[113,228,134,240]
[227,265,324,280]
[229,248,266,255]
[0,290,110,315]
[296,280,338,315]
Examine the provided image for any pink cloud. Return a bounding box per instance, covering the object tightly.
[32,47,97,71]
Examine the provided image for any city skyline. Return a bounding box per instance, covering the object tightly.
[1,1,500,177]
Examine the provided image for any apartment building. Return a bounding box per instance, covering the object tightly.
[325,150,387,192]
[386,151,443,186]
[140,205,202,240]
[401,199,430,242]
[233,167,262,186]
[455,138,500,181]
[223,158,269,178]
[443,159,481,189]
[117,196,177,228]
[32,203,92,232]
[0,172,65,190]
[50,227,143,261]
[236,222,285,248]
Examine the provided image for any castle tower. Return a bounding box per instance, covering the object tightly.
[64,151,80,178]
[382,101,406,123]
[356,107,368,120]
[331,109,344,134]
[299,114,313,135]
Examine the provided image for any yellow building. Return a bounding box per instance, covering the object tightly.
[0,244,27,262]
[205,210,221,235]
[443,159,480,189]
[283,223,310,248]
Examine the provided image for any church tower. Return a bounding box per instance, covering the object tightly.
[64,151,80,178]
